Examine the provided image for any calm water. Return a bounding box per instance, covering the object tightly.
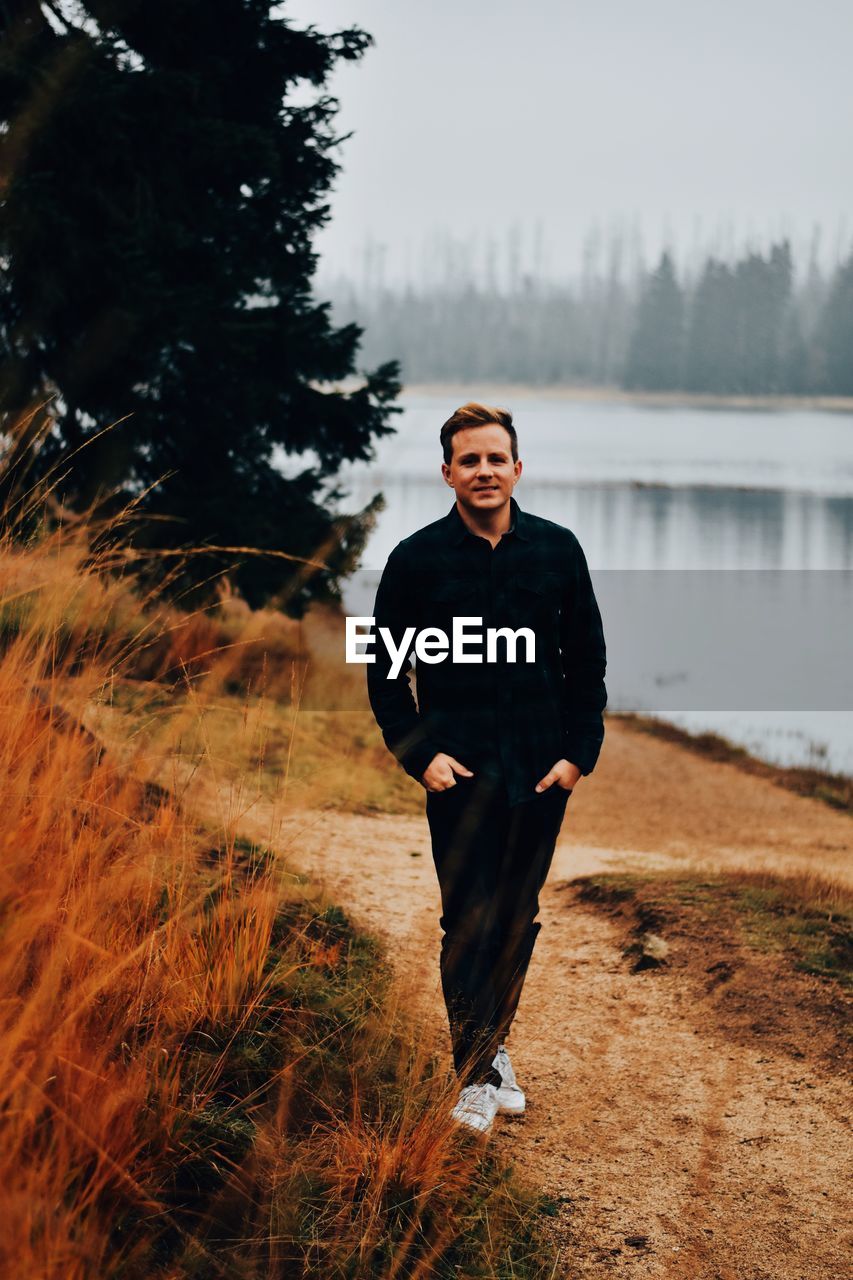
[312,392,853,776]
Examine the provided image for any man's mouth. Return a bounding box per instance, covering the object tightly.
[474,485,499,492]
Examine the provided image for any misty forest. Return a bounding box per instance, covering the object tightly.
[324,229,853,396]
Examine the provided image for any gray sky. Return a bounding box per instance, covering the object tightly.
[284,0,852,286]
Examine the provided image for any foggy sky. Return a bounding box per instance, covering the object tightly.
[282,0,852,286]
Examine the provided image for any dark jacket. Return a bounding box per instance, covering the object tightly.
[366,497,607,805]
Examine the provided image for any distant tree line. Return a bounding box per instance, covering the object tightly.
[625,244,852,395]
[321,236,853,396]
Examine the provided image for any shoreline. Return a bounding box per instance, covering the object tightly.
[395,381,853,414]
[612,710,853,813]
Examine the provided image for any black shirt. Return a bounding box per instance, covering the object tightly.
[366,496,607,806]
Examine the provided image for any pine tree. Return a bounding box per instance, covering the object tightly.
[623,251,684,390]
[0,0,400,608]
[684,258,737,392]
[815,252,853,395]
[731,242,792,392]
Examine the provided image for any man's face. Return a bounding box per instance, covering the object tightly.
[441,423,522,514]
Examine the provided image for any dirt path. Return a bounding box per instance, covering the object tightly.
[202,722,852,1280]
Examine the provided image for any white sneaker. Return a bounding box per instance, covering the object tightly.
[492,1044,526,1115]
[450,1082,500,1133]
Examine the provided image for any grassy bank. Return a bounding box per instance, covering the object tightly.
[614,711,853,816]
[574,868,852,988]
[96,682,423,817]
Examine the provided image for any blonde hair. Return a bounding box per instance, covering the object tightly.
[439,401,517,464]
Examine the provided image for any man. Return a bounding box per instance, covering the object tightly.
[367,402,607,1134]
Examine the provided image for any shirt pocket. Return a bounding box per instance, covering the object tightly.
[513,572,561,630]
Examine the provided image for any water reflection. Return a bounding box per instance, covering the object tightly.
[347,475,853,572]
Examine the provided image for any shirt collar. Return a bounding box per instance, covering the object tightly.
[446,495,530,546]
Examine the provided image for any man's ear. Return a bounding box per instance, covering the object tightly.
[441,462,454,487]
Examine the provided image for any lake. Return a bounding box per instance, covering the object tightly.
[317,392,853,776]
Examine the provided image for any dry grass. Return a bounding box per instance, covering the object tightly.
[0,516,307,692]
[98,686,422,817]
[0,495,417,816]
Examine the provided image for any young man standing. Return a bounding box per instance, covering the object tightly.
[367,402,607,1134]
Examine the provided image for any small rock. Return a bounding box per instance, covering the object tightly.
[627,932,669,970]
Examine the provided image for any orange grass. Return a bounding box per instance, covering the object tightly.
[0,527,290,1273]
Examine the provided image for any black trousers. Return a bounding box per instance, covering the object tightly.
[425,771,570,1088]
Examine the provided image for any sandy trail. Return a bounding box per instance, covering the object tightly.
[203,722,853,1280]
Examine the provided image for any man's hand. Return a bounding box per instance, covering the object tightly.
[421,753,474,793]
[534,758,581,793]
